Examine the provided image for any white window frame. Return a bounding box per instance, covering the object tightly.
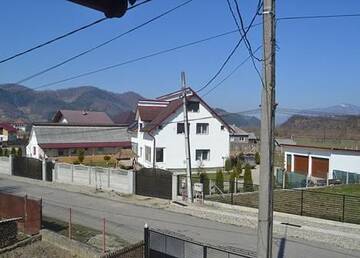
[196,123,209,135]
[196,149,210,161]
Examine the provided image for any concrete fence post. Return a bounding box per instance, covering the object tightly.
[71,164,74,183]
[88,166,91,185]
[42,159,46,181]
[172,174,178,201]
[9,154,14,176]
[128,170,135,194]
[107,168,111,188]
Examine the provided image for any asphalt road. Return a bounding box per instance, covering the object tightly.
[1,177,359,258]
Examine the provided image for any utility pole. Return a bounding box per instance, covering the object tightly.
[257,0,276,257]
[181,72,193,203]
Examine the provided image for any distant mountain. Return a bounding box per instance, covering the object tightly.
[275,104,360,126]
[277,115,360,140]
[214,108,261,128]
[0,84,143,122]
[307,104,360,116]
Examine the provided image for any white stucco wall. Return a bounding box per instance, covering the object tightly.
[283,146,360,179]
[331,152,360,174]
[26,129,45,159]
[133,100,230,171]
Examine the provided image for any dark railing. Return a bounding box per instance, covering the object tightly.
[206,188,360,224]
[144,227,256,258]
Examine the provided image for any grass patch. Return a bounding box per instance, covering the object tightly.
[42,216,129,251]
[309,184,360,197]
[42,216,100,243]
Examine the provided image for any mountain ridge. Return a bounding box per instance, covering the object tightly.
[0,84,143,122]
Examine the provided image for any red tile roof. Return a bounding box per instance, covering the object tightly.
[39,141,131,149]
[142,99,183,132]
[0,123,16,133]
[138,106,167,122]
[137,88,233,133]
[53,110,114,125]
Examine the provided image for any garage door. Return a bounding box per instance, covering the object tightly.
[312,157,329,178]
[294,155,309,175]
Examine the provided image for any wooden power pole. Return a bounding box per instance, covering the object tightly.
[257,0,276,257]
[181,72,193,202]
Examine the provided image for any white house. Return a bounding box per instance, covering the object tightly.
[131,88,234,172]
[283,144,360,182]
[26,123,130,160]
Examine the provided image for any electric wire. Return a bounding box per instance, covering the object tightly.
[15,0,193,84]
[0,0,152,65]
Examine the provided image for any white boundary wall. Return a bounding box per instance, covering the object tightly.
[54,163,135,194]
[0,156,11,175]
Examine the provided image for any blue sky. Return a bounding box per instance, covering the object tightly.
[1,0,359,112]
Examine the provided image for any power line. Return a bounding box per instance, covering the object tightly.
[196,1,263,93]
[14,11,360,92]
[34,28,248,90]
[15,0,193,84]
[278,13,360,21]
[0,0,152,65]
[201,45,262,98]
[227,0,265,88]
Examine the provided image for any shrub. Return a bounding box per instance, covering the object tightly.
[103,155,111,166]
[255,152,260,165]
[199,172,209,195]
[77,149,85,164]
[17,148,22,157]
[235,160,242,177]
[3,149,9,157]
[215,169,224,193]
[229,170,237,193]
[224,158,232,172]
[10,148,16,156]
[244,164,254,192]
[0,148,3,156]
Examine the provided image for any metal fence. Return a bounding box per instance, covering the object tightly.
[275,169,308,189]
[333,170,360,184]
[145,227,256,258]
[206,188,360,224]
[0,192,42,235]
[178,175,258,197]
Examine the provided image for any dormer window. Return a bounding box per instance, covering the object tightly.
[187,101,199,112]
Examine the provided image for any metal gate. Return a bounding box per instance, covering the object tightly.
[136,168,172,199]
[144,227,256,258]
[13,157,42,180]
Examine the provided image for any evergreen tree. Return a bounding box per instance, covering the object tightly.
[10,148,16,156]
[235,160,242,178]
[215,169,224,193]
[4,149,9,157]
[224,158,232,172]
[17,148,22,157]
[0,148,3,156]
[199,171,209,195]
[243,164,254,192]
[255,152,260,165]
